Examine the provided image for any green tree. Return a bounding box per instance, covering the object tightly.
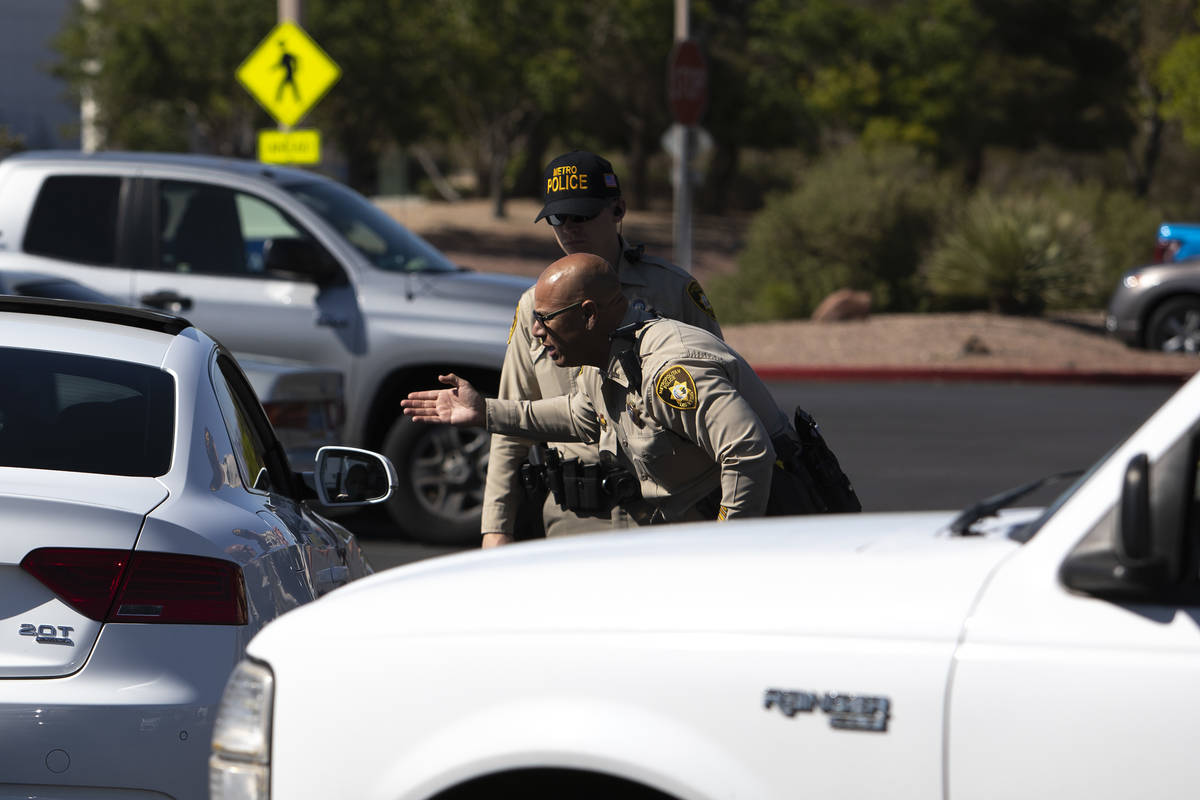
[805,0,1140,186]
[417,0,584,216]
[305,0,440,193]
[1156,4,1200,150]
[54,0,272,154]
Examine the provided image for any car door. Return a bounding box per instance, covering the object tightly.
[947,441,1200,798]
[133,177,365,369]
[210,351,349,598]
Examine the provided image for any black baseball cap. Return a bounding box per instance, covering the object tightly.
[535,151,621,222]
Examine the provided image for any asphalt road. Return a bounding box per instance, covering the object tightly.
[351,379,1180,572]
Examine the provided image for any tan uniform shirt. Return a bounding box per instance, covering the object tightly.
[486,308,789,523]
[480,242,722,536]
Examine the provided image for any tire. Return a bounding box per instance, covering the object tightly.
[381,414,490,545]
[1145,296,1200,354]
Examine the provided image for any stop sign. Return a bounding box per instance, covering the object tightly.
[668,40,708,126]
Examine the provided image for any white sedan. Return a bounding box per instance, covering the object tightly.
[0,296,395,800]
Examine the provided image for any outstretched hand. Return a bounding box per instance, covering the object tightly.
[401,373,486,427]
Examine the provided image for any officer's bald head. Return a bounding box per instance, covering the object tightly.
[535,253,621,307]
[532,253,628,368]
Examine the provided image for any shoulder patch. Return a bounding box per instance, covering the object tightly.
[687,280,717,320]
[655,364,698,410]
[507,306,518,343]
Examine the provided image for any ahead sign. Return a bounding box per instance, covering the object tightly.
[668,40,708,126]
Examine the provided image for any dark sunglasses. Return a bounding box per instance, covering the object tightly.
[546,209,605,227]
[531,300,584,326]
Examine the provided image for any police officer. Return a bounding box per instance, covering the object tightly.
[406,254,813,523]
[482,151,722,544]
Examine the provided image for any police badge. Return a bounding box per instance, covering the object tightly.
[655,365,697,410]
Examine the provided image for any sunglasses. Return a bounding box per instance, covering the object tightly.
[546,208,607,227]
[531,300,584,326]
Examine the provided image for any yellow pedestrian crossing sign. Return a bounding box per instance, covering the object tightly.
[237,22,341,127]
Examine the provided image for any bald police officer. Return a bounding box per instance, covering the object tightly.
[482,151,722,544]
[406,254,814,524]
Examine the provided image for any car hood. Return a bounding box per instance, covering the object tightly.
[252,510,1034,653]
[360,267,532,307]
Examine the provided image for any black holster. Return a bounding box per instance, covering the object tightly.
[771,407,862,514]
[520,444,641,513]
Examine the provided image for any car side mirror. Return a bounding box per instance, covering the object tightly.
[1118,453,1152,560]
[1060,451,1176,600]
[310,446,397,507]
[262,237,342,285]
[1115,453,1169,586]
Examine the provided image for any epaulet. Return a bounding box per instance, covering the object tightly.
[626,249,692,280]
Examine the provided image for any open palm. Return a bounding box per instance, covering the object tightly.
[401,373,485,426]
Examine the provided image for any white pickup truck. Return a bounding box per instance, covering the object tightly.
[210,370,1200,800]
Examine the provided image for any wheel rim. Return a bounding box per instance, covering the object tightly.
[1157,308,1200,353]
[407,426,490,521]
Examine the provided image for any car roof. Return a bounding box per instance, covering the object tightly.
[2,149,323,187]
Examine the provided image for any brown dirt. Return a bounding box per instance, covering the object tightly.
[378,196,1198,379]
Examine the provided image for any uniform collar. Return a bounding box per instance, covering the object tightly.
[603,306,655,389]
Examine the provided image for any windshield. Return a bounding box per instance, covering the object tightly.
[283,179,459,273]
[0,347,175,476]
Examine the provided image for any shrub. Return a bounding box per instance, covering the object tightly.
[710,142,957,323]
[1042,180,1162,302]
[923,192,1102,314]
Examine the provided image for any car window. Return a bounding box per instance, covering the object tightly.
[211,354,286,493]
[283,179,458,273]
[24,175,122,266]
[158,181,311,277]
[0,346,174,476]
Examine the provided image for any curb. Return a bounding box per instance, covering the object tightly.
[751,364,1195,386]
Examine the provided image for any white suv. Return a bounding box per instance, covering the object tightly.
[0,151,533,543]
[215,368,1200,799]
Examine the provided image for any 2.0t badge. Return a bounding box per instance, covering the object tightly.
[19,624,75,646]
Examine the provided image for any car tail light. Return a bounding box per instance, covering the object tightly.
[263,399,342,432]
[1154,239,1181,263]
[21,548,247,625]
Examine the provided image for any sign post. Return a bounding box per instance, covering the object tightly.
[667,33,707,271]
[236,20,340,164]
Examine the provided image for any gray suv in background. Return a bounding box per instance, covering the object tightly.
[0,151,532,544]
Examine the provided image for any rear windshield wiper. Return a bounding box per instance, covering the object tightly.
[949,470,1084,535]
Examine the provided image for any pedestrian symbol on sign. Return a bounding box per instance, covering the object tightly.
[275,41,300,103]
[236,21,340,128]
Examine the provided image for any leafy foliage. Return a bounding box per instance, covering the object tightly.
[923,192,1103,314]
[53,0,273,154]
[710,143,958,323]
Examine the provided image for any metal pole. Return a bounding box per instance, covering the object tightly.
[278,0,301,23]
[277,0,301,134]
[80,0,103,152]
[673,0,693,271]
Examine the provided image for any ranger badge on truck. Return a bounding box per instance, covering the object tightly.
[763,688,890,732]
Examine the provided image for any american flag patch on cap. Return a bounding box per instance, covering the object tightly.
[604,173,617,188]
